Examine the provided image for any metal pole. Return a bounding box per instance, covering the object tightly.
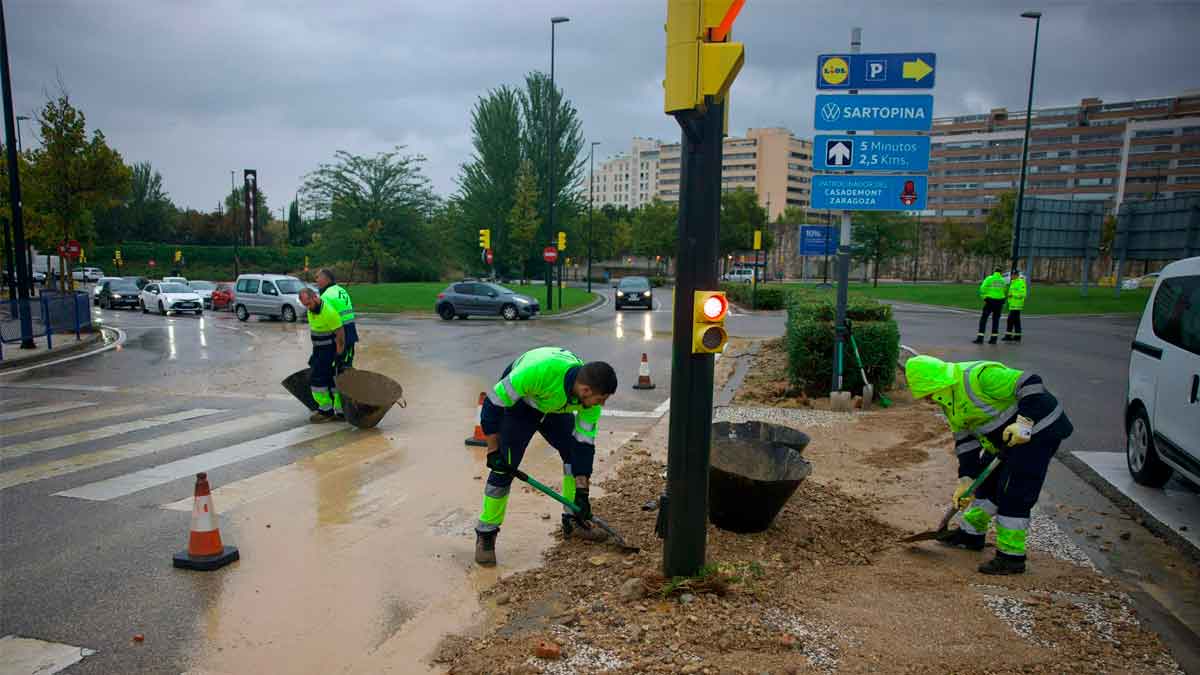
[832,27,860,393]
[912,213,920,282]
[663,98,723,578]
[231,170,240,278]
[1,0,35,348]
[588,141,598,294]
[1010,11,1041,275]
[546,19,565,312]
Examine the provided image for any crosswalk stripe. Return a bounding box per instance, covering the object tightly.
[2,409,224,461]
[0,412,291,490]
[0,403,161,437]
[0,400,98,422]
[55,424,352,501]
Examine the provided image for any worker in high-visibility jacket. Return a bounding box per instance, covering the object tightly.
[298,288,345,423]
[474,347,619,566]
[1003,271,1028,342]
[905,355,1073,574]
[974,267,1009,344]
[316,268,357,369]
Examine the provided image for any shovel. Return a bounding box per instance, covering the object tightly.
[901,456,1002,543]
[505,466,639,553]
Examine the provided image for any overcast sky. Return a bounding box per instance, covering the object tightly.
[9,1,1200,214]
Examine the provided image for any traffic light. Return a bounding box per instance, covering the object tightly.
[479,229,491,249]
[753,229,762,251]
[664,0,745,114]
[557,231,566,250]
[174,249,182,263]
[692,290,728,354]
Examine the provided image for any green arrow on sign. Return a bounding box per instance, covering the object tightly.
[902,58,933,82]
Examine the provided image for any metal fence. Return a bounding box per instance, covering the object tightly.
[1016,197,1104,294]
[1113,197,1200,294]
[0,291,92,361]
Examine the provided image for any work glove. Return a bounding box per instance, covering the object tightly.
[485,451,509,473]
[1002,415,1033,447]
[573,487,594,527]
[952,476,974,510]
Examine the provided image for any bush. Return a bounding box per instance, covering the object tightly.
[719,283,791,311]
[784,293,899,398]
[92,242,313,281]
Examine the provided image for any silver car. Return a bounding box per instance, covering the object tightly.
[435,281,540,321]
[232,274,307,323]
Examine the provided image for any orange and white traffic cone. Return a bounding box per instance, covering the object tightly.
[465,392,489,447]
[172,472,240,571]
[633,353,656,390]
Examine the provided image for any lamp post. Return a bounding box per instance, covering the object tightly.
[1009,10,1042,276]
[587,140,599,293]
[1,0,35,346]
[545,15,569,312]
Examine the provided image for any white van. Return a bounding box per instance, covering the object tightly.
[723,266,755,284]
[1126,256,1200,487]
[232,274,308,323]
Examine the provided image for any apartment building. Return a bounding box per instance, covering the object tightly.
[927,92,1200,221]
[656,127,814,221]
[591,137,662,210]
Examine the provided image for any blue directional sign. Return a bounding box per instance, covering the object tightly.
[815,94,934,132]
[817,53,936,90]
[811,175,928,212]
[799,225,838,256]
[814,134,931,171]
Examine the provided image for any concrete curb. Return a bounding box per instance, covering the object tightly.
[0,326,119,375]
[357,292,606,322]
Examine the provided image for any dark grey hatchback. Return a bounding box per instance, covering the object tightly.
[435,281,540,321]
[614,276,653,310]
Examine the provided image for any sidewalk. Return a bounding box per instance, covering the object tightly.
[0,329,106,371]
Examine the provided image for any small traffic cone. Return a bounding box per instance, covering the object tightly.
[173,473,239,571]
[632,353,656,390]
[465,392,489,447]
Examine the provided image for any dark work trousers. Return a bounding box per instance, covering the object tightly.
[977,298,1005,338]
[340,321,358,369]
[1005,310,1023,339]
[972,434,1059,528]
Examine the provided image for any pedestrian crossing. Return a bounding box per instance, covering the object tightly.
[0,400,98,422]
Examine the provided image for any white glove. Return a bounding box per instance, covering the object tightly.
[1002,415,1033,446]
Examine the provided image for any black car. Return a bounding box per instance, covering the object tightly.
[615,276,653,310]
[97,278,141,309]
[435,281,540,321]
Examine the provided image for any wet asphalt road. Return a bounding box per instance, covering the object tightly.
[2,288,1197,673]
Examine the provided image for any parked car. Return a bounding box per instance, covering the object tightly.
[722,266,755,284]
[163,276,189,285]
[211,283,234,311]
[139,281,203,316]
[1122,272,1161,290]
[72,267,106,282]
[97,277,141,310]
[1126,256,1200,488]
[615,276,653,310]
[232,274,307,322]
[92,277,123,300]
[187,280,217,309]
[435,281,539,321]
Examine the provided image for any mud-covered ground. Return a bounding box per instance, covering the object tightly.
[436,341,1184,674]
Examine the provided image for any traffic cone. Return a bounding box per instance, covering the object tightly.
[465,392,489,447]
[633,353,656,390]
[172,473,240,571]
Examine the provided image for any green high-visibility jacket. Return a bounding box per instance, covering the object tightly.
[979,273,1008,300]
[321,284,355,323]
[488,347,602,446]
[1007,278,1027,310]
[307,299,343,346]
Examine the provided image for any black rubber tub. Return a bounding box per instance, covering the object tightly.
[708,420,812,533]
[334,369,405,429]
[281,368,319,411]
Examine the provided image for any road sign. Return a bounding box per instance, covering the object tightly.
[486,248,494,265]
[799,225,838,256]
[65,240,81,259]
[813,134,931,171]
[543,247,559,264]
[817,53,936,90]
[814,94,933,132]
[149,260,157,268]
[811,175,928,211]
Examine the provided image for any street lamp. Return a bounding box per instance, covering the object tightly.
[587,140,599,293]
[545,15,569,312]
[14,113,26,151]
[1009,10,1042,276]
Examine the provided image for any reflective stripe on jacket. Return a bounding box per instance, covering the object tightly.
[307,299,343,346]
[488,347,602,445]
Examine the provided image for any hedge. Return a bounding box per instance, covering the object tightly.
[90,242,314,281]
[719,283,789,310]
[784,292,899,398]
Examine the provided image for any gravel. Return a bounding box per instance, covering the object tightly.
[714,405,858,430]
[762,607,852,674]
[524,625,625,674]
[1027,510,1097,570]
[976,589,1052,647]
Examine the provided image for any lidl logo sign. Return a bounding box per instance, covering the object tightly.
[820,57,849,86]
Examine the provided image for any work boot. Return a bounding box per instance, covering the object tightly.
[1014,335,1022,343]
[988,336,998,345]
[972,336,984,345]
[936,529,986,551]
[474,529,498,566]
[979,552,1026,575]
[309,410,336,424]
[1001,335,1013,342]
[562,515,609,542]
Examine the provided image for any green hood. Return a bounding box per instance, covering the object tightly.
[905,355,956,399]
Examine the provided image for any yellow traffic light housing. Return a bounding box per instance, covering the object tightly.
[557,231,567,250]
[479,229,491,249]
[664,0,745,114]
[692,290,728,354]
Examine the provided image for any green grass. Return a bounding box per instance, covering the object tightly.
[777,282,1152,315]
[348,282,598,315]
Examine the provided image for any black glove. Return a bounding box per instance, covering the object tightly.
[574,487,593,524]
[485,451,508,473]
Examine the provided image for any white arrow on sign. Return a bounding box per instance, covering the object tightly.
[826,139,852,167]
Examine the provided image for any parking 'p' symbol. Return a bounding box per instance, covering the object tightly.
[866,60,886,81]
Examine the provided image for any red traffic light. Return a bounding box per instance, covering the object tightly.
[701,293,727,321]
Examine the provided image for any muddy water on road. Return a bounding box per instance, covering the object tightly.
[181,331,607,674]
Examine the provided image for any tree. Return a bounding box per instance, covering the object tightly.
[459,86,523,276]
[851,211,912,287]
[95,161,175,243]
[301,147,438,282]
[223,185,271,246]
[287,198,309,246]
[25,91,131,285]
[720,188,769,255]
[630,199,677,261]
[975,191,1015,265]
[505,160,541,280]
[520,71,585,248]
[775,205,807,224]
